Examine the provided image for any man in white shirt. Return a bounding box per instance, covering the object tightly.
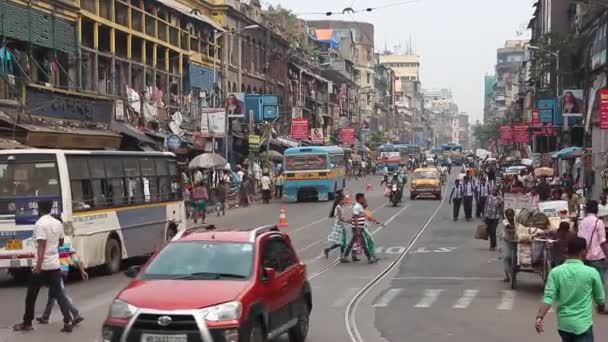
[14,201,75,332]
[261,173,272,204]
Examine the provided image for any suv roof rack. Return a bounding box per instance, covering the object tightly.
[172,224,216,240]
[249,225,279,242]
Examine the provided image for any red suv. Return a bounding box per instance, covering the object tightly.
[102,225,312,342]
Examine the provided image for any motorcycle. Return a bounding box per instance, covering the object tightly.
[389,182,402,207]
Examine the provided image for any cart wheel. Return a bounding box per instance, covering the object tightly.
[510,268,517,289]
[542,259,552,285]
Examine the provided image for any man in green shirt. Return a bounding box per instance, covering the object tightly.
[535,236,606,341]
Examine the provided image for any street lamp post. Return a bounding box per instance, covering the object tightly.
[212,24,259,161]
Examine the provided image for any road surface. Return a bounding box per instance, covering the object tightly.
[1,175,606,342]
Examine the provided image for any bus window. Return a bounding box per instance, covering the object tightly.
[140,158,158,203]
[285,154,328,171]
[155,158,171,201]
[105,158,126,206]
[124,158,144,204]
[67,156,93,211]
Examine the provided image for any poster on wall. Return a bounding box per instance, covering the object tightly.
[600,88,608,129]
[311,128,324,144]
[291,119,309,139]
[201,108,226,137]
[225,93,245,118]
[291,106,303,119]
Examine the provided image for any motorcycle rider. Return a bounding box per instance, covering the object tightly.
[389,173,403,204]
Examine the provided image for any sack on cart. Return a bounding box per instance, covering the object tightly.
[475,223,488,240]
[531,240,546,265]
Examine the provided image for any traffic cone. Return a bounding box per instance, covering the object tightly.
[367,183,372,191]
[278,208,289,227]
[344,191,352,205]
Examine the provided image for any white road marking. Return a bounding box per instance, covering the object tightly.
[385,246,406,254]
[332,288,360,307]
[497,290,515,310]
[414,289,443,308]
[392,276,503,281]
[373,288,403,308]
[453,289,479,309]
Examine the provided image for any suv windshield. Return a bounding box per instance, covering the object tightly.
[141,241,254,280]
[414,171,438,180]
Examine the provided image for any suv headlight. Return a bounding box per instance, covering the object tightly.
[109,299,138,319]
[199,301,242,321]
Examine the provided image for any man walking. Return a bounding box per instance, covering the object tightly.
[578,200,608,285]
[476,177,490,218]
[462,176,476,221]
[261,172,271,204]
[535,236,605,341]
[342,193,378,264]
[449,179,464,221]
[13,201,75,332]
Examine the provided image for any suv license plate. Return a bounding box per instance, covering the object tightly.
[6,239,22,250]
[141,334,187,342]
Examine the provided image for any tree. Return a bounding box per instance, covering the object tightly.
[367,130,385,148]
[472,120,501,148]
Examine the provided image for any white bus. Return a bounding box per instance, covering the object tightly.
[0,150,186,280]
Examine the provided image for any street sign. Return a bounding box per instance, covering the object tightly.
[249,135,261,150]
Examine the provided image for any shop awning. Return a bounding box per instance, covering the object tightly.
[111,122,158,146]
[155,0,225,32]
[4,123,121,149]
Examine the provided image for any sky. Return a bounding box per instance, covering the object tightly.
[263,0,535,123]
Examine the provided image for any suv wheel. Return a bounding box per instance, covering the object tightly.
[288,298,310,342]
[249,320,266,342]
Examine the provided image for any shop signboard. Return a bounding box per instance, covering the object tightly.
[248,135,261,150]
[291,119,309,140]
[600,88,608,129]
[165,134,183,151]
[25,86,113,123]
[341,127,356,145]
[537,98,556,124]
[531,109,541,126]
[499,125,513,143]
[512,123,529,143]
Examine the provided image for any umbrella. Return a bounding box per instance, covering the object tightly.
[534,167,554,177]
[189,153,227,169]
[260,150,283,161]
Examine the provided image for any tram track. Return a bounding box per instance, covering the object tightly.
[344,185,448,342]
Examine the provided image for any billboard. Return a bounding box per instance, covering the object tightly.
[311,128,324,144]
[512,123,529,143]
[201,108,226,137]
[537,98,556,124]
[600,88,608,129]
[225,93,245,118]
[499,125,513,143]
[561,89,584,126]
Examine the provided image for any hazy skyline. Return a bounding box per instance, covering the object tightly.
[265,0,534,122]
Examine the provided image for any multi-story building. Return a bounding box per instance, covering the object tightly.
[491,40,527,122]
[373,60,394,133]
[458,113,470,149]
[483,74,497,122]
[379,52,421,142]
[424,88,458,146]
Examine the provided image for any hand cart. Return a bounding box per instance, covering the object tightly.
[508,238,557,290]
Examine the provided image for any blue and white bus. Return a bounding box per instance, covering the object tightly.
[0,150,186,280]
[283,146,346,202]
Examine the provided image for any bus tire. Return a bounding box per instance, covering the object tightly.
[103,237,122,275]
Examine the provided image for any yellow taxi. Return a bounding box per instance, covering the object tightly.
[410,167,442,200]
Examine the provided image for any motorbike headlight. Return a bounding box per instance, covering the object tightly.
[199,301,242,322]
[109,299,138,319]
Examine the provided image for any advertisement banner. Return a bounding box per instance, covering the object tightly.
[311,128,324,144]
[379,152,401,164]
[531,109,541,126]
[600,88,608,129]
[291,119,309,140]
[512,123,529,143]
[341,127,356,144]
[201,108,226,137]
[499,125,513,142]
[504,193,533,213]
[561,89,585,127]
[225,93,245,118]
